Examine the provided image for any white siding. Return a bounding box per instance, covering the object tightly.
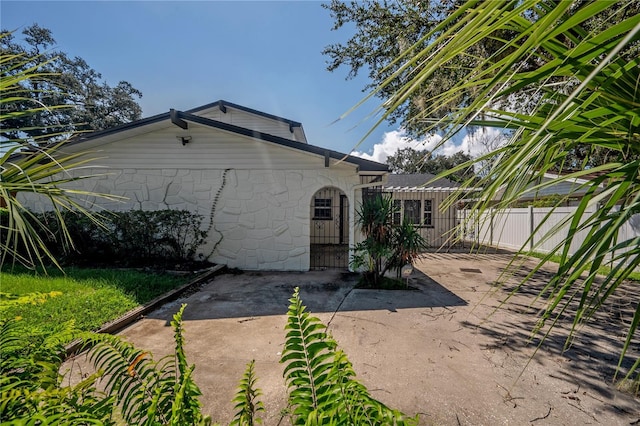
[69,123,325,170]
[196,107,305,142]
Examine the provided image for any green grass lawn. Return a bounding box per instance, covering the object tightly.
[0,267,191,340]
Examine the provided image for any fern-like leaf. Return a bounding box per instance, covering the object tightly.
[280,288,418,425]
[281,287,339,423]
[81,304,210,425]
[231,359,264,426]
[169,304,210,426]
[0,320,115,424]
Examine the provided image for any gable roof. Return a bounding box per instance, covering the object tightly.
[385,173,459,190]
[187,100,302,129]
[63,100,388,173]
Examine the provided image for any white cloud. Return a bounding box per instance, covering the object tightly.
[352,127,509,164]
[351,129,442,164]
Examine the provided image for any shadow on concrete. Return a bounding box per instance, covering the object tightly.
[460,261,639,412]
[145,269,467,323]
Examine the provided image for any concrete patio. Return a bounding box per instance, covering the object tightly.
[69,252,640,425]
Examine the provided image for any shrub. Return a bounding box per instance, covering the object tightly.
[27,209,208,268]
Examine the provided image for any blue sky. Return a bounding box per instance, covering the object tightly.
[2,0,483,162]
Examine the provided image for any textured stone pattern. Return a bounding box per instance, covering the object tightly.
[24,167,359,271]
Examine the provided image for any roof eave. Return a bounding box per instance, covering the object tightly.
[177,111,387,172]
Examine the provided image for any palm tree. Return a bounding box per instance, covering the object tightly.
[359,1,640,379]
[1,33,118,271]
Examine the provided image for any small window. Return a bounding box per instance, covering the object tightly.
[314,198,332,220]
[392,200,401,225]
[404,200,421,225]
[423,199,433,226]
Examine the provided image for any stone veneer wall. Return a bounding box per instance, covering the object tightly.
[22,167,359,271]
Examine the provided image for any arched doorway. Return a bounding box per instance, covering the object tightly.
[310,187,349,269]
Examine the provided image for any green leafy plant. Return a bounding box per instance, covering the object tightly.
[281,287,417,425]
[26,209,208,267]
[2,289,419,424]
[388,220,427,279]
[230,360,264,426]
[351,194,427,286]
[351,195,396,285]
[0,319,115,425]
[110,209,207,263]
[82,304,211,425]
[1,304,211,425]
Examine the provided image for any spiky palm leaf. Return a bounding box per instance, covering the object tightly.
[1,32,122,272]
[358,0,640,378]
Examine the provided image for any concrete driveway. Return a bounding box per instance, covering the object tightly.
[97,253,639,425]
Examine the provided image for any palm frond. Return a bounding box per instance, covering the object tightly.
[359,0,639,380]
[1,44,125,272]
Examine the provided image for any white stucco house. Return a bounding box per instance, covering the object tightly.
[23,100,388,271]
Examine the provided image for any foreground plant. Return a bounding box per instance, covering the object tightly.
[355,0,640,380]
[1,289,416,424]
[1,31,120,272]
[0,318,115,424]
[230,360,264,426]
[0,305,211,425]
[83,304,211,425]
[281,287,417,425]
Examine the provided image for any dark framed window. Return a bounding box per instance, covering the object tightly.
[403,200,421,225]
[313,198,332,220]
[423,199,433,226]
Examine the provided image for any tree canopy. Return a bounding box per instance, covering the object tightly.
[386,148,473,182]
[322,0,521,137]
[324,0,639,170]
[1,24,142,144]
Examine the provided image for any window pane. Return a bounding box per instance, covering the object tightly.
[314,198,332,219]
[404,200,421,225]
[423,199,433,226]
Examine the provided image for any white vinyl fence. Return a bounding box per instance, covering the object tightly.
[458,206,640,259]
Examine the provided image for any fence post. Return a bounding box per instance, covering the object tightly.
[529,205,534,250]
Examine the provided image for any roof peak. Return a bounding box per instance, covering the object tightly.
[186,100,302,128]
